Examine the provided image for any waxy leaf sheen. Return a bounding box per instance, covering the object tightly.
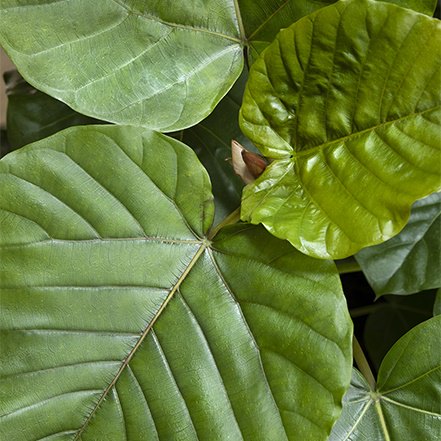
[240,0,441,259]
[0,126,352,440]
[3,0,430,133]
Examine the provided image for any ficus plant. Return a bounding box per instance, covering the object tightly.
[0,0,440,440]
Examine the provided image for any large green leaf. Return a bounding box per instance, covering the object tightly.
[0,0,245,131]
[239,0,441,259]
[4,68,244,222]
[363,291,437,370]
[356,193,441,296]
[330,316,441,440]
[0,1,436,133]
[0,126,352,440]
[5,70,100,149]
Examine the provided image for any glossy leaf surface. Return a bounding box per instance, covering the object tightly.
[330,316,441,441]
[356,193,441,296]
[0,0,244,131]
[0,126,352,440]
[384,0,438,15]
[240,0,441,259]
[240,0,436,62]
[5,70,100,149]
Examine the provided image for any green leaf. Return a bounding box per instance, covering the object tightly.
[0,1,244,131]
[179,70,251,224]
[0,126,352,440]
[1,0,436,133]
[5,70,100,149]
[242,0,438,62]
[384,0,438,15]
[330,316,441,441]
[0,128,11,158]
[239,0,441,259]
[240,0,336,61]
[363,291,436,371]
[356,193,441,296]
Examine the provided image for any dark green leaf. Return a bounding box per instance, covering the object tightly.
[330,316,441,440]
[356,193,441,296]
[240,0,441,259]
[179,71,251,223]
[0,125,352,440]
[5,70,100,149]
[363,291,436,370]
[434,288,441,316]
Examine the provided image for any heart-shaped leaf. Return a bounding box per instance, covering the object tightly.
[0,1,245,131]
[0,126,352,440]
[330,316,441,440]
[356,193,441,296]
[239,0,441,259]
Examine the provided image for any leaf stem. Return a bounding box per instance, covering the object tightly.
[335,257,362,274]
[353,335,376,391]
[208,207,241,239]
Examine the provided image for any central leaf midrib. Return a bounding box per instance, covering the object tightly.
[288,106,439,160]
[72,241,208,440]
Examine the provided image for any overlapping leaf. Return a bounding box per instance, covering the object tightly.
[0,126,352,440]
[0,0,245,131]
[363,291,437,370]
[0,0,332,132]
[4,70,100,149]
[330,316,441,440]
[356,193,441,296]
[240,0,441,259]
[178,71,252,223]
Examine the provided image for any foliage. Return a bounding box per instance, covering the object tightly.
[0,0,440,440]
[356,193,441,296]
[330,316,441,441]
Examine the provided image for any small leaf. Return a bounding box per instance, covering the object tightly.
[5,70,100,149]
[330,316,441,440]
[356,192,441,296]
[240,0,441,259]
[0,125,352,440]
